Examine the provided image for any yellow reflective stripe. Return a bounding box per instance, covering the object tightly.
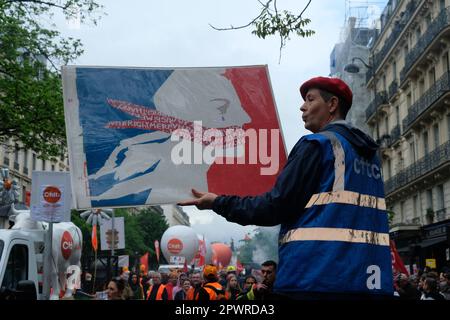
[305,190,386,210]
[320,132,345,191]
[279,227,390,246]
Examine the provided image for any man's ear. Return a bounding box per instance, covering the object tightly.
[329,96,339,114]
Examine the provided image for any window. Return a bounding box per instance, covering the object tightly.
[382,75,387,91]
[400,201,405,223]
[385,116,389,134]
[396,106,400,126]
[51,164,55,172]
[393,61,397,80]
[426,189,433,210]
[14,144,19,163]
[407,93,412,108]
[437,185,445,210]
[413,195,419,219]
[387,159,392,179]
[425,15,432,27]
[397,151,403,171]
[2,144,10,166]
[440,0,446,11]
[433,124,440,149]
[42,159,46,171]
[409,140,416,163]
[1,244,28,290]
[23,150,28,170]
[419,78,425,96]
[415,27,421,43]
[436,185,446,221]
[32,154,36,171]
[443,52,450,72]
[448,114,450,140]
[423,131,429,155]
[429,67,436,85]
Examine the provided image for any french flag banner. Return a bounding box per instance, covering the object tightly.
[62,65,287,209]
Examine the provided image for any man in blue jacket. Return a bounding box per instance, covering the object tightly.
[180,77,393,299]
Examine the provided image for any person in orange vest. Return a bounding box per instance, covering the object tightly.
[186,272,209,300]
[146,272,168,300]
[201,265,227,300]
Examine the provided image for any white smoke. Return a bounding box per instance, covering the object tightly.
[251,226,279,264]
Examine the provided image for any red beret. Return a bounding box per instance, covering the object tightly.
[300,77,353,107]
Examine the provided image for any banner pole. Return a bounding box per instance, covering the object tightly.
[111,210,115,276]
[42,222,53,300]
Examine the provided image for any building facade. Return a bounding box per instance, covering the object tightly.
[0,139,69,205]
[363,0,450,272]
[161,204,190,226]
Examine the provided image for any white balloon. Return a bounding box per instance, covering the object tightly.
[161,226,199,264]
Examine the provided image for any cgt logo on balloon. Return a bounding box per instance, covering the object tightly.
[61,231,73,260]
[167,238,183,255]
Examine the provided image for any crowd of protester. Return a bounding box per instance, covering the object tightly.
[69,260,278,300]
[67,262,450,300]
[394,267,450,300]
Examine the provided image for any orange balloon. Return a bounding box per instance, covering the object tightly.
[211,243,232,267]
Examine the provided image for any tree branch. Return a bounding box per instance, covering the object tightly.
[5,0,68,10]
[209,0,272,31]
[293,0,312,23]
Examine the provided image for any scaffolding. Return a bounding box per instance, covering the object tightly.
[341,0,388,44]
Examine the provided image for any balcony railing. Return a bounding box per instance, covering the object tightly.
[402,71,450,130]
[365,91,388,121]
[400,7,450,84]
[379,0,398,32]
[371,1,419,75]
[388,80,398,100]
[384,140,450,194]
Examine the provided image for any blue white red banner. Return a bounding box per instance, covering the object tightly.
[62,66,286,209]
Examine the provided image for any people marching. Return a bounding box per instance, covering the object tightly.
[74,260,450,301]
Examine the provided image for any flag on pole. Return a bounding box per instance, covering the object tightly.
[140,252,149,274]
[390,240,409,276]
[91,224,98,251]
[199,236,206,267]
[154,240,160,264]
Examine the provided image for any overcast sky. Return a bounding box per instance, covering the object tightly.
[58,0,385,245]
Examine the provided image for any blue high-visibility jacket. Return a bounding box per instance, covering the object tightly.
[275,130,392,295]
[213,121,393,296]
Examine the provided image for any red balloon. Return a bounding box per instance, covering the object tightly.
[211,243,232,267]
